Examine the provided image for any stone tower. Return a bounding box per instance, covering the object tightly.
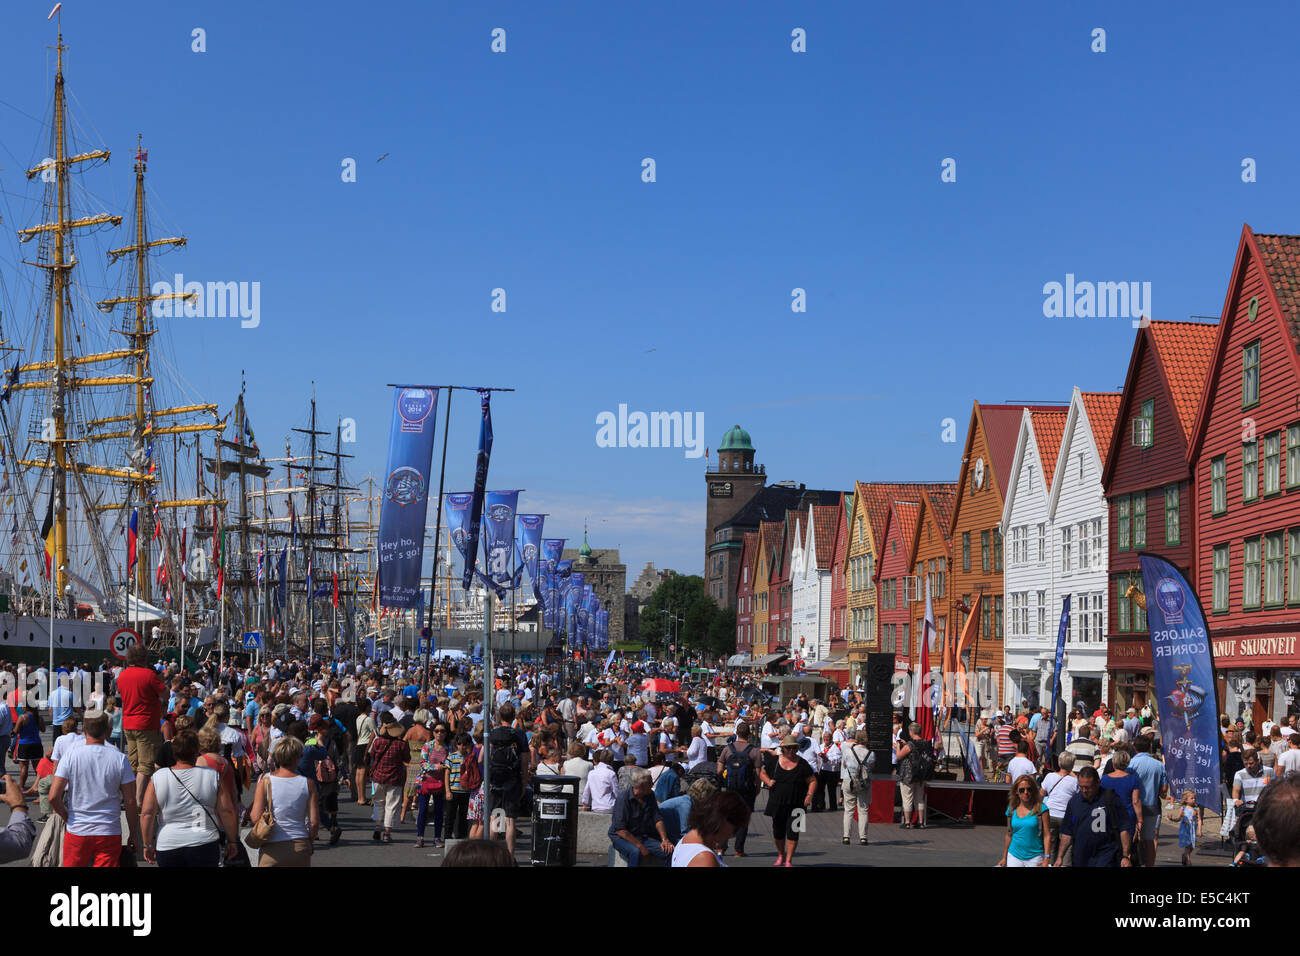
[704,425,766,607]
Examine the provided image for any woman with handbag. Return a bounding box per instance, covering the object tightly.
[247,735,318,866]
[140,729,239,867]
[415,723,451,848]
[399,713,432,825]
[366,712,409,843]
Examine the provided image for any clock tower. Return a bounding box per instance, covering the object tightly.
[705,425,766,607]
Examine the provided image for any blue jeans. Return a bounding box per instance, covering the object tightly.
[610,835,670,867]
[417,793,445,839]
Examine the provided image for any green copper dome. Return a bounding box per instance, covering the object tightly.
[719,424,753,452]
[579,535,593,558]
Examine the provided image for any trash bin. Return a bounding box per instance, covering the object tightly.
[531,775,579,867]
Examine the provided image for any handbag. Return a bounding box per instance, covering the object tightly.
[245,776,277,848]
[419,771,445,796]
[168,767,242,867]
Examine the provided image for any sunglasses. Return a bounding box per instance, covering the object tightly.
[1016,787,1033,793]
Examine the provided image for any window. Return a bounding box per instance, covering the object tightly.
[937,557,946,598]
[1037,590,1046,636]
[982,599,991,639]
[1243,536,1262,609]
[1078,521,1090,570]
[883,623,894,654]
[1243,340,1260,408]
[900,623,909,656]
[993,529,1003,572]
[1132,399,1154,448]
[1028,465,1034,492]
[857,516,864,544]
[1009,593,1020,636]
[1079,453,1086,481]
[1062,526,1073,574]
[1212,545,1229,612]
[1117,576,1131,633]
[1118,497,1130,550]
[1133,493,1146,548]
[1211,456,1227,515]
[1165,485,1180,545]
[1077,593,1090,642]
[1290,530,1300,604]
[1091,518,1103,560]
[1011,526,1023,565]
[1264,432,1282,496]
[1243,442,1259,503]
[981,531,990,573]
[962,531,970,572]
[994,596,1004,638]
[1038,523,1046,563]
[1289,425,1300,488]
[1265,532,1284,606]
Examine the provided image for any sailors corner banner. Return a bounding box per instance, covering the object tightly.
[377,387,440,608]
[481,490,518,596]
[1138,552,1222,811]
[553,556,573,632]
[462,390,493,593]
[514,513,545,596]
[1047,594,1070,744]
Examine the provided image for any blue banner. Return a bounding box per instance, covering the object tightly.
[462,391,493,592]
[1048,594,1069,754]
[445,492,493,594]
[595,605,610,652]
[515,515,545,597]
[548,554,571,629]
[377,387,440,608]
[482,490,518,594]
[1138,553,1222,812]
[954,721,984,783]
[565,573,583,646]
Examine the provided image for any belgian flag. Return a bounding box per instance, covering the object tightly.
[40,489,54,578]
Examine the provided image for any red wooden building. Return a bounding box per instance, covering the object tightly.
[1101,319,1218,712]
[733,531,760,659]
[1189,226,1300,728]
[874,498,922,673]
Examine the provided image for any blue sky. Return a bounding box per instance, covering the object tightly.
[0,0,1296,584]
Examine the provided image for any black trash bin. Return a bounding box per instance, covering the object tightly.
[530,775,579,866]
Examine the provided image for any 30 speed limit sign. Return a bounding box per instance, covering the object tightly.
[109,628,141,660]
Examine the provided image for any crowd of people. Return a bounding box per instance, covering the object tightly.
[0,648,1298,870]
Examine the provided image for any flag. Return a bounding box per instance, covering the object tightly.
[953,591,982,716]
[127,508,138,573]
[1047,594,1070,758]
[276,546,288,610]
[461,390,493,592]
[257,551,264,584]
[41,487,55,578]
[332,557,339,609]
[180,524,188,580]
[244,413,259,456]
[604,649,616,673]
[917,577,937,746]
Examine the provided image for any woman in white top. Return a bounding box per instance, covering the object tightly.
[532,737,567,794]
[141,729,240,867]
[671,791,752,867]
[562,742,594,797]
[249,736,319,867]
[685,726,709,771]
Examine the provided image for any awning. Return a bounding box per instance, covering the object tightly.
[746,652,788,669]
[726,654,750,667]
[803,653,848,671]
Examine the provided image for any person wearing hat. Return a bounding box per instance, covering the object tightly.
[758,735,817,866]
[1123,708,1141,740]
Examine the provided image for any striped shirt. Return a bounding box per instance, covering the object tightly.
[1233,766,1274,806]
[995,723,1016,757]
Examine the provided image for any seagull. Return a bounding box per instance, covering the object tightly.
[644,348,656,353]
[376,153,390,163]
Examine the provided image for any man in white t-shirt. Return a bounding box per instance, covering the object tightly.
[49,713,139,867]
[1277,733,1300,778]
[1006,740,1036,781]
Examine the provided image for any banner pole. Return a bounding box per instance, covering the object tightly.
[423,390,453,698]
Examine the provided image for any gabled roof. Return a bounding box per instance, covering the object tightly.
[716,485,844,533]
[952,401,1066,531]
[757,520,783,585]
[810,504,841,570]
[858,481,955,550]
[872,498,921,584]
[1078,392,1123,471]
[1029,408,1069,490]
[909,487,957,567]
[1146,322,1218,446]
[737,531,760,592]
[1190,225,1300,458]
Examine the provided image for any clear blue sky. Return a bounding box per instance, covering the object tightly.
[0,0,1295,583]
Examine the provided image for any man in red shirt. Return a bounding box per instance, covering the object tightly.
[115,643,167,802]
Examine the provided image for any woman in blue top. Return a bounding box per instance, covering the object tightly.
[1100,747,1143,856]
[998,774,1049,867]
[11,705,43,790]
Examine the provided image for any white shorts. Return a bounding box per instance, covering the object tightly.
[1006,854,1044,867]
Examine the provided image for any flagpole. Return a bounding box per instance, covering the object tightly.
[422,390,453,698]
[180,527,186,671]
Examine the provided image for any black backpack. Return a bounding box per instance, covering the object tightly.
[488,725,521,787]
[724,742,756,793]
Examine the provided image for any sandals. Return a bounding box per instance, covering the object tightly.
[381,832,393,844]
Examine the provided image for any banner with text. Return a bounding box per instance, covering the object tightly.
[377,387,439,608]
[482,490,518,596]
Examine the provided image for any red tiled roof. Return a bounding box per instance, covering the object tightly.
[1078,392,1122,470]
[759,521,783,580]
[892,501,922,557]
[1146,320,1220,445]
[740,531,760,580]
[1253,233,1300,360]
[811,505,840,569]
[860,481,954,548]
[1030,409,1069,489]
[922,487,958,540]
[981,404,1065,496]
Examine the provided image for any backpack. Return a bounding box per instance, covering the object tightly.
[312,738,338,783]
[724,742,756,793]
[901,740,935,784]
[458,748,482,791]
[488,726,521,788]
[847,745,874,794]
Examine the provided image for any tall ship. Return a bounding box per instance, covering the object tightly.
[0,24,228,664]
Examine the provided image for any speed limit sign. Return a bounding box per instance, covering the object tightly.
[110,627,141,660]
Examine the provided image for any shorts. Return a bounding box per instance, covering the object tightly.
[62,832,122,867]
[352,744,368,769]
[14,743,42,762]
[1139,805,1160,841]
[124,728,162,776]
[769,804,805,841]
[489,782,521,818]
[1007,853,1044,867]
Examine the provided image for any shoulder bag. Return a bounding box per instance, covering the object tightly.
[244,775,277,848]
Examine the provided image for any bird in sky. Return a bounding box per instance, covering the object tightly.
[377,153,390,163]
